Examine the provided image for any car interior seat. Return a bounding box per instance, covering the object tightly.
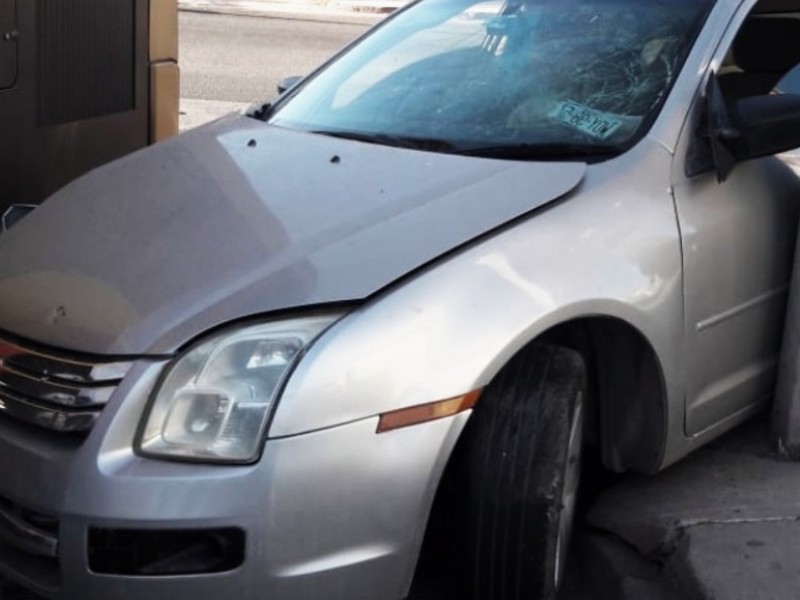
[718,16,800,101]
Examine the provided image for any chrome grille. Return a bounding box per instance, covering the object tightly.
[0,335,133,433]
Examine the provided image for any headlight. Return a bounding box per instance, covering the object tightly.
[136,314,340,463]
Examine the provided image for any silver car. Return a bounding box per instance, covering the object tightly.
[0,0,799,598]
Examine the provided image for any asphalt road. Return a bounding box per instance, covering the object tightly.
[180,11,373,104]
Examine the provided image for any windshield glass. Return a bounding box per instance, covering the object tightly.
[268,0,713,159]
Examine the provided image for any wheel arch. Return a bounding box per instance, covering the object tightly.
[534,317,668,475]
[412,315,668,591]
[455,313,669,477]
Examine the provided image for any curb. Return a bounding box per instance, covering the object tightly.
[337,0,406,13]
[579,530,682,600]
[178,0,401,24]
[586,415,800,600]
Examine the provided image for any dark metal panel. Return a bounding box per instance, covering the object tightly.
[0,0,17,90]
[0,0,150,212]
[36,0,135,127]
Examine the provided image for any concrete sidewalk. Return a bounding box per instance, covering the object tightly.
[178,0,406,23]
[180,98,250,132]
[586,414,800,599]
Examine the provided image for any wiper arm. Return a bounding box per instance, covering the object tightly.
[456,142,624,161]
[247,101,273,121]
[312,130,458,152]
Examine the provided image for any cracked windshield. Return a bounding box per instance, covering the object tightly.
[268,0,713,158]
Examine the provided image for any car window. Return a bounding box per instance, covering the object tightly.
[776,63,800,94]
[269,0,714,159]
[717,13,800,102]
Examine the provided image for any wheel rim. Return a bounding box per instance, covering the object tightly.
[554,393,584,590]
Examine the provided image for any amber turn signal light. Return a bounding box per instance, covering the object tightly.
[377,390,482,433]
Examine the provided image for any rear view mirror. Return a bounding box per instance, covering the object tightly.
[707,74,800,182]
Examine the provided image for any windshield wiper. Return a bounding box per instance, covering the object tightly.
[312,130,458,152]
[248,101,272,121]
[456,142,624,161]
[310,132,622,160]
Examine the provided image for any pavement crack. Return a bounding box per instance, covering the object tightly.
[680,515,800,527]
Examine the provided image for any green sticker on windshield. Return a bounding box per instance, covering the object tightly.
[550,100,623,140]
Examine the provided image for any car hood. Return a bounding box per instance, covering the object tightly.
[0,115,585,355]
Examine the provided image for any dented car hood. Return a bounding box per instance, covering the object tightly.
[0,115,585,355]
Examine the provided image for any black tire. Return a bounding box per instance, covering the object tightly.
[456,343,586,600]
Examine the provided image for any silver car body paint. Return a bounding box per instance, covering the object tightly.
[0,0,800,598]
[0,121,584,355]
[274,135,685,437]
[0,357,468,598]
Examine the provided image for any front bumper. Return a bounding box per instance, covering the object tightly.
[0,361,468,600]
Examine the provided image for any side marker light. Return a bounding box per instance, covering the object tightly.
[377,390,482,433]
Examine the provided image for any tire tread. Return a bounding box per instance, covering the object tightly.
[458,343,586,600]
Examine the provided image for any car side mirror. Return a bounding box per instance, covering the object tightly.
[706,75,738,182]
[707,74,800,182]
[277,75,303,95]
[731,94,800,160]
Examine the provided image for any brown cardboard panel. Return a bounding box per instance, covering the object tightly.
[150,61,179,142]
[150,0,177,62]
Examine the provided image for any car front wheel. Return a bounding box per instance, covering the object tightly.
[456,343,586,600]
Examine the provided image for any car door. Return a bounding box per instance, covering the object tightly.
[0,0,16,90]
[673,6,800,436]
